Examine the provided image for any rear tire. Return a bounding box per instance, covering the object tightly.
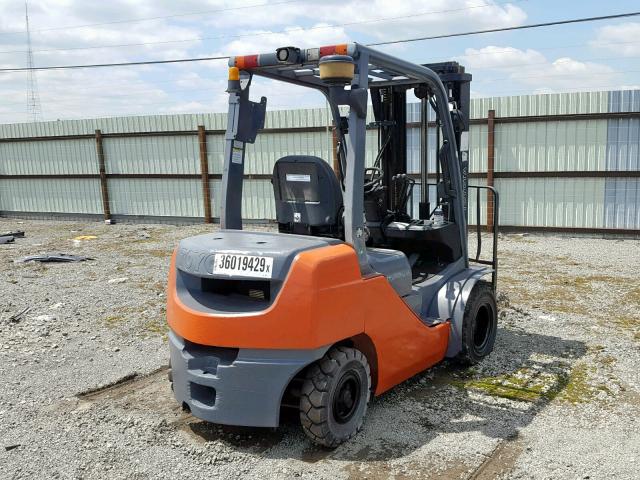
[299,346,371,448]
[456,280,498,365]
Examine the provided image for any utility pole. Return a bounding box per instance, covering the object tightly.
[25,1,42,122]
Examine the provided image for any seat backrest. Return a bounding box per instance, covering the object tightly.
[272,155,343,237]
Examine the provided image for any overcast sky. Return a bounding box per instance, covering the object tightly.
[1,0,639,123]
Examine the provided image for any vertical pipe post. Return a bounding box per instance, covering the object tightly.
[198,125,212,224]
[486,109,495,231]
[331,124,339,177]
[419,97,429,219]
[95,129,111,222]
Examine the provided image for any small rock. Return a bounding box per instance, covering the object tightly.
[107,277,128,284]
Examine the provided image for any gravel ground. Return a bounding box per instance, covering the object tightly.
[0,218,638,479]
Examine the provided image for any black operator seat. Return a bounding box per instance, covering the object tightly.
[272,155,344,238]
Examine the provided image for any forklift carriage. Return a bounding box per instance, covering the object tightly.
[167,42,499,447]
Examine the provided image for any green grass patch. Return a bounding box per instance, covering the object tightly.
[451,362,609,405]
[144,249,173,258]
[626,286,640,305]
[143,317,168,338]
[104,314,126,327]
[451,368,560,402]
[554,363,595,404]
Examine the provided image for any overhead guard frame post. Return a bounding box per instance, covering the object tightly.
[220,86,244,229]
[341,50,370,268]
[220,72,266,229]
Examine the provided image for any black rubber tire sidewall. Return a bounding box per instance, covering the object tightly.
[299,346,371,447]
[458,281,498,365]
[326,358,369,439]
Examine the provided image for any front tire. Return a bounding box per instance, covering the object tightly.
[299,346,371,448]
[456,280,498,365]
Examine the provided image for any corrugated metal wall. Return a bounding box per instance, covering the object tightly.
[0,178,102,214]
[494,120,608,172]
[495,178,605,229]
[470,91,610,118]
[1,89,638,231]
[0,138,98,175]
[606,90,640,230]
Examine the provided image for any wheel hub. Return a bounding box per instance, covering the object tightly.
[332,371,361,424]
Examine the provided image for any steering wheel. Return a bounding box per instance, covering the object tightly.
[364,167,383,192]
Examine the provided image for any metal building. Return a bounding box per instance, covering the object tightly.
[0,90,638,234]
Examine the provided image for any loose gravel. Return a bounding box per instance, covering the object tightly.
[0,219,638,479]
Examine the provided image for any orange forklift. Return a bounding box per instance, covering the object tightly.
[167,43,499,447]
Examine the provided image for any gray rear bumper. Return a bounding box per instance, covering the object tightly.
[168,331,328,427]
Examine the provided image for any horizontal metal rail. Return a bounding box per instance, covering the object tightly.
[1,110,637,143]
[3,170,639,180]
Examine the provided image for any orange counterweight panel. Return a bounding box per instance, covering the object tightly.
[167,244,366,349]
[359,275,450,394]
[167,243,450,395]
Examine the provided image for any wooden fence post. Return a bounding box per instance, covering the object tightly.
[486,110,495,230]
[198,125,212,223]
[95,129,111,222]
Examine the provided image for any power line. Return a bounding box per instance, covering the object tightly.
[1,10,639,73]
[2,65,639,110]
[1,38,637,96]
[367,11,640,46]
[0,0,523,55]
[0,55,230,72]
[2,52,637,106]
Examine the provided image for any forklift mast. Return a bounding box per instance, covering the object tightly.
[370,62,471,220]
[425,62,472,218]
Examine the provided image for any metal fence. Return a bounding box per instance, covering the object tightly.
[0,89,639,235]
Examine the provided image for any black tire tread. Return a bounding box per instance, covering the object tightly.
[300,346,371,447]
[456,280,497,365]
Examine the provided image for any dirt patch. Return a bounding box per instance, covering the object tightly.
[2,221,640,479]
[343,459,473,480]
